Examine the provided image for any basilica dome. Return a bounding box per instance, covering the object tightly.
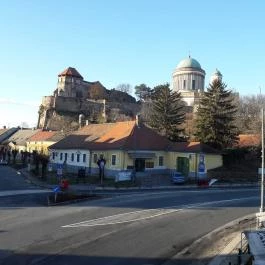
[177,57,201,69]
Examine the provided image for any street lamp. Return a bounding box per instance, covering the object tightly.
[260,108,264,213]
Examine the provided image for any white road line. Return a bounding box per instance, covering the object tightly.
[62,196,258,228]
[0,189,50,197]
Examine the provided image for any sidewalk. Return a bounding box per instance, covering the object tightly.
[19,168,259,194]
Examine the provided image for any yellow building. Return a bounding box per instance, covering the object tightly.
[27,131,65,155]
[49,121,222,179]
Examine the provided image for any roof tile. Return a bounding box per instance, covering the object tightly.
[58,67,83,79]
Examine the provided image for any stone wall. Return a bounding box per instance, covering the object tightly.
[42,96,55,108]
[54,96,104,115]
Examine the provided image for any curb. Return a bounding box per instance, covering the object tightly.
[162,213,256,265]
[47,194,103,206]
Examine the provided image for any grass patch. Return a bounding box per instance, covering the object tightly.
[47,192,102,205]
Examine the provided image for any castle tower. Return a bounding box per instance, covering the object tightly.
[57,67,83,97]
[210,69,222,84]
[172,56,205,106]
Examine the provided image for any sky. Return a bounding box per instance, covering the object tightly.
[0,0,265,128]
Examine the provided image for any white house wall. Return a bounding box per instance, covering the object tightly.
[49,149,90,168]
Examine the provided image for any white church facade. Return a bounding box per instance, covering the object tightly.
[172,56,222,108]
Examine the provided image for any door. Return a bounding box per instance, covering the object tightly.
[135,159,145,172]
[177,157,189,176]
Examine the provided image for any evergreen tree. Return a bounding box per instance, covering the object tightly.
[195,80,238,149]
[134,84,152,101]
[149,83,185,141]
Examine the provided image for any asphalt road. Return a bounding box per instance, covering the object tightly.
[0,166,260,265]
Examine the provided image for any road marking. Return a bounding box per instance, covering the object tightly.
[0,189,50,197]
[62,196,258,228]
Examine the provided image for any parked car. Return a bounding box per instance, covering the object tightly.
[171,172,186,184]
[0,160,8,166]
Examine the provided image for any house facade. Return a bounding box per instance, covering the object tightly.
[49,121,222,178]
[27,131,66,155]
[3,129,40,152]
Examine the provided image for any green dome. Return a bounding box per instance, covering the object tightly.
[177,57,201,69]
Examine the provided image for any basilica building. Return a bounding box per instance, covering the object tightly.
[172,56,222,109]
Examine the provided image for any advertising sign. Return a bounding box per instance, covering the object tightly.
[198,154,207,179]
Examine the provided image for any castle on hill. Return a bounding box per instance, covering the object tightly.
[37,67,140,131]
[37,59,223,133]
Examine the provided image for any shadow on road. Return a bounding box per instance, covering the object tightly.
[0,250,243,265]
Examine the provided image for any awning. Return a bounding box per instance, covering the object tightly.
[128,151,156,159]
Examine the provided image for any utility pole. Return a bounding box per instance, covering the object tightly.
[260,108,264,212]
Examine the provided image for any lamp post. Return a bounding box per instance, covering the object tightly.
[260,108,264,213]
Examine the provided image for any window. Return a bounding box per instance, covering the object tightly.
[93,154,98,163]
[71,153,74,162]
[111,154,116,166]
[145,161,154,168]
[60,153,63,161]
[77,154,80,163]
[52,152,55,160]
[83,154,86,163]
[159,156,164,166]
[183,80,186,89]
[192,80,195,90]
[64,153,68,161]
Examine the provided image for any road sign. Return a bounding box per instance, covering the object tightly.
[57,164,63,176]
[53,186,60,193]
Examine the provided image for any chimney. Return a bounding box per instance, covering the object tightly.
[79,114,85,128]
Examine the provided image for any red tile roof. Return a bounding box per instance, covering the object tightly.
[58,67,83,79]
[170,142,221,154]
[236,134,260,147]
[3,129,40,145]
[28,131,58,142]
[50,121,220,154]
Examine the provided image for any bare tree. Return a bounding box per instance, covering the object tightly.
[237,94,265,134]
[115,83,132,94]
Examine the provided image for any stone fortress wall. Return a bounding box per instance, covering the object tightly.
[38,67,139,131]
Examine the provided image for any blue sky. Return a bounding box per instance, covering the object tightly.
[0,0,265,127]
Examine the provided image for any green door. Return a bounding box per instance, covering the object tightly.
[177,157,189,176]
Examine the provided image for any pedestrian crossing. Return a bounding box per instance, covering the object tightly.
[62,208,181,228]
